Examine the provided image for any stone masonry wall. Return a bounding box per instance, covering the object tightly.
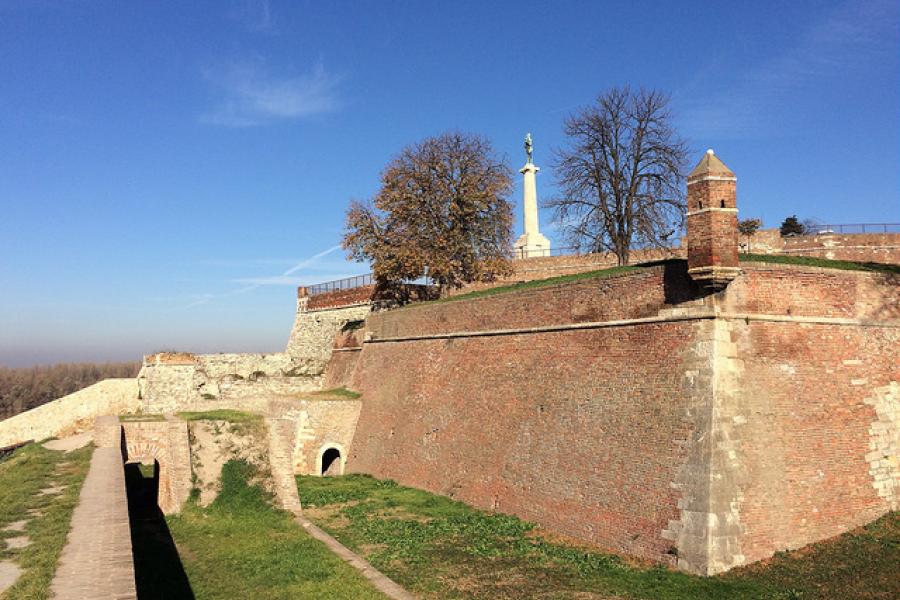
[742,229,900,264]
[286,303,372,372]
[0,379,139,447]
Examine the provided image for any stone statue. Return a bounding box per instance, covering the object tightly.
[524,132,533,164]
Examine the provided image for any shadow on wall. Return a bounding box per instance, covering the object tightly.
[124,462,195,599]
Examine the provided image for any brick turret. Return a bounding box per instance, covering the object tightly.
[686,149,740,289]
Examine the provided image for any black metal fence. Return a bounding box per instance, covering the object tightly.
[306,273,374,297]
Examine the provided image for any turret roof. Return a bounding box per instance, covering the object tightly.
[688,149,735,179]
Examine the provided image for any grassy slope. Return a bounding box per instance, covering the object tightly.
[0,443,93,600]
[739,253,900,275]
[297,474,899,600]
[166,461,384,600]
[405,253,898,308]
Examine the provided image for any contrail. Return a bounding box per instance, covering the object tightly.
[180,244,344,308]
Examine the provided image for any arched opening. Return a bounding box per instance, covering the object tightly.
[321,447,342,476]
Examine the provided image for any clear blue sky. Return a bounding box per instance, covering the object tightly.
[1,0,897,367]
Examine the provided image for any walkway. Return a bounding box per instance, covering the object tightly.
[50,447,137,600]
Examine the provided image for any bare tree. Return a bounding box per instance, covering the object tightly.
[546,87,689,265]
[343,132,514,296]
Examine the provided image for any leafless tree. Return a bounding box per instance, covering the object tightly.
[546,87,689,265]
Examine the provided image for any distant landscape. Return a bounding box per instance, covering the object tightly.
[0,362,141,421]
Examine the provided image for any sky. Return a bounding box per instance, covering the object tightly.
[0,0,897,367]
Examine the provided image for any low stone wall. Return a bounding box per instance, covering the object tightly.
[138,351,321,413]
[0,379,139,448]
[743,229,900,264]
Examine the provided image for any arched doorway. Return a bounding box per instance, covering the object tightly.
[317,444,346,476]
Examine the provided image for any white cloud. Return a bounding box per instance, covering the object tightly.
[201,59,342,127]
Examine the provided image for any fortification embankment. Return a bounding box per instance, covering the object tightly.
[348,263,709,565]
[345,261,900,572]
[718,264,900,564]
[0,378,139,447]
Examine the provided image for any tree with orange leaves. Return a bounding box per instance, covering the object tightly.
[343,132,514,298]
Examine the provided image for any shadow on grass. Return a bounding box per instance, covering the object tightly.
[124,462,194,600]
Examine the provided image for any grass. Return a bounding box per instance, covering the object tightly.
[297,474,900,600]
[0,443,93,600]
[165,460,385,599]
[412,264,641,306]
[176,409,263,424]
[739,253,900,275]
[308,387,362,400]
[119,413,166,422]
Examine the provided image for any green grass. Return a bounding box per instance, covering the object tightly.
[119,413,166,422]
[165,460,384,599]
[0,443,93,600]
[411,264,641,306]
[739,253,900,275]
[297,474,900,600]
[308,387,362,400]
[176,409,263,424]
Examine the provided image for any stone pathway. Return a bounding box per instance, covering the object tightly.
[3,536,30,550]
[0,561,22,595]
[50,447,137,600]
[43,432,92,453]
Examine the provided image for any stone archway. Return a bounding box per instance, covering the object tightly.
[316,443,346,476]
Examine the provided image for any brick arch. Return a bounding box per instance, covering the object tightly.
[124,441,164,464]
[120,421,192,514]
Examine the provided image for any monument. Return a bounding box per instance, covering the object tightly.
[514,133,552,258]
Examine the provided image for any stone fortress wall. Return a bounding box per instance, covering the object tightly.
[0,379,140,448]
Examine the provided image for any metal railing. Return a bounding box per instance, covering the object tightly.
[798,223,900,235]
[306,273,374,297]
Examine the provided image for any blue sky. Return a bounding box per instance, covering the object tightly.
[1,0,897,367]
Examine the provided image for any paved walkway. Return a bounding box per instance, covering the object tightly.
[50,447,137,600]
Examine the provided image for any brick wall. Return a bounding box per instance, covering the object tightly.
[368,262,700,340]
[349,262,709,566]
[719,264,900,563]
[343,261,900,573]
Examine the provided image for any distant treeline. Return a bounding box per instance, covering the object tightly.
[0,361,141,420]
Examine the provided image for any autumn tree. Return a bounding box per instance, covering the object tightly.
[546,87,689,265]
[343,132,514,297]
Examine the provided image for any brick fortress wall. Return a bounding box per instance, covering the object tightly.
[340,260,900,574]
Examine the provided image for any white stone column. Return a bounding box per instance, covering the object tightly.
[514,161,551,258]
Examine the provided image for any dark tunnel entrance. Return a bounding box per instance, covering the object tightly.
[321,447,342,476]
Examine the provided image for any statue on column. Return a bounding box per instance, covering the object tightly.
[524,132,533,164]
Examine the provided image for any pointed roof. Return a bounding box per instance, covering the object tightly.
[688,149,735,180]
